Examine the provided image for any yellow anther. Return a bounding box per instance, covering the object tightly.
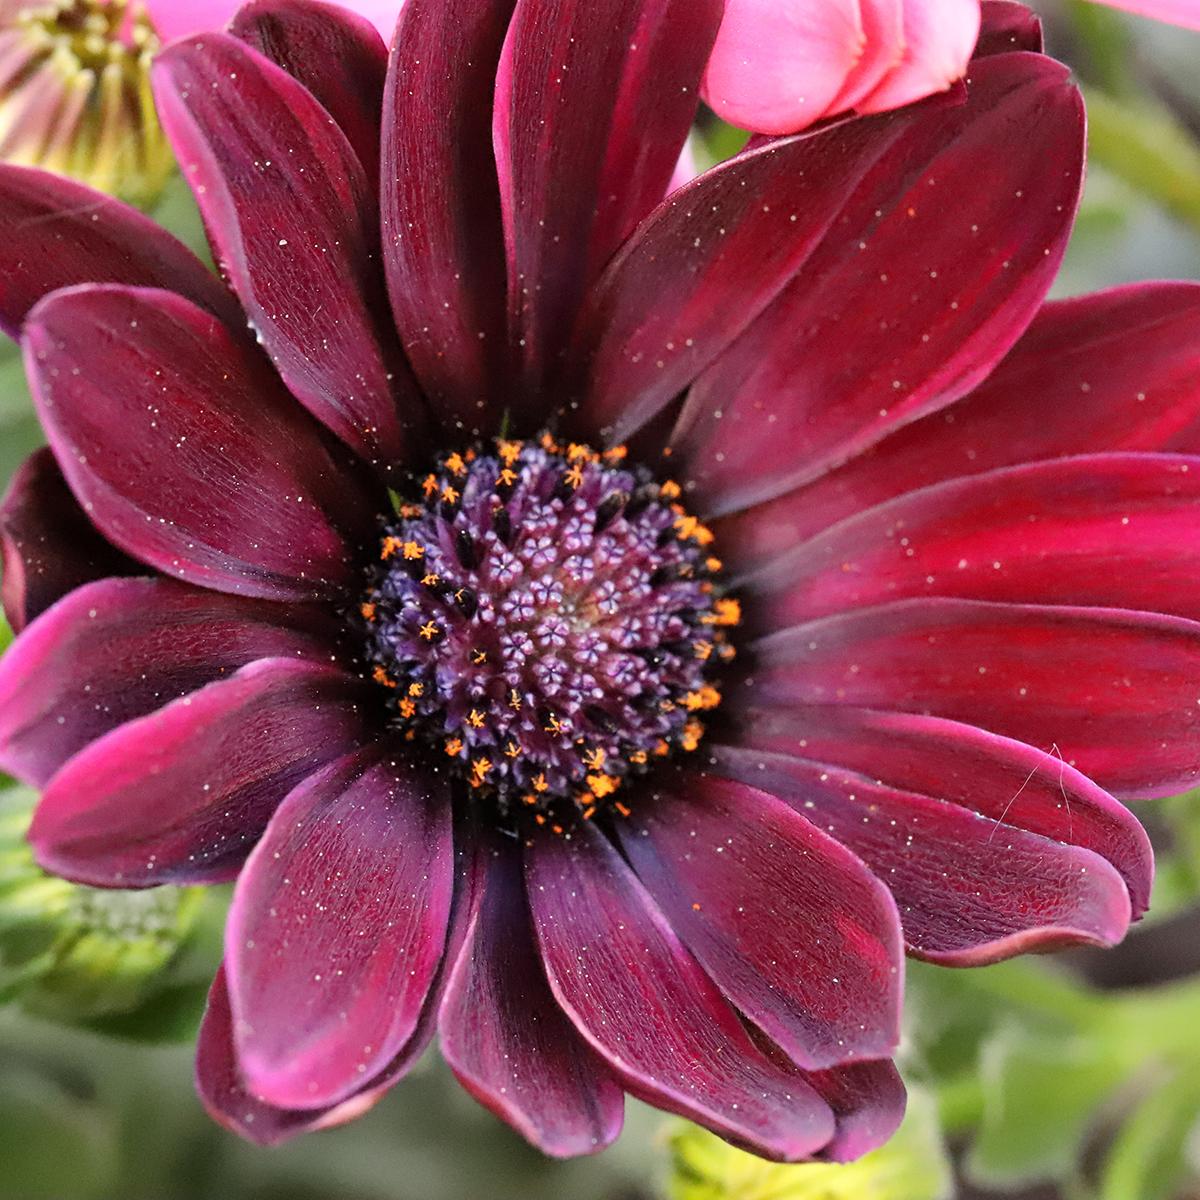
[402,540,424,560]
[708,598,741,626]
[629,749,648,765]
[684,685,722,712]
[445,737,463,756]
[398,698,416,718]
[408,682,424,697]
[360,601,377,621]
[381,536,404,560]
[509,688,522,710]
[602,445,628,463]
[469,757,493,787]
[614,801,632,817]
[419,621,440,641]
[673,514,714,545]
[653,739,671,757]
[496,467,518,488]
[472,648,488,665]
[521,793,538,806]
[582,747,606,771]
[497,439,523,465]
[587,773,619,798]
[566,442,591,461]
[421,572,441,587]
[682,720,704,751]
[372,666,397,689]
[659,479,682,500]
[505,741,521,759]
[532,773,549,793]
[467,709,486,729]
[441,484,460,504]
[545,714,565,735]
[422,474,439,497]
[705,556,723,573]
[399,503,423,519]
[445,452,467,476]
[563,463,585,490]
[693,640,713,661]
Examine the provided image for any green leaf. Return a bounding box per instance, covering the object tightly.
[666,1086,951,1200]
[1100,1070,1200,1200]
[967,1026,1127,1188]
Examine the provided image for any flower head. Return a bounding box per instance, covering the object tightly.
[0,0,1195,1164]
[0,0,173,203]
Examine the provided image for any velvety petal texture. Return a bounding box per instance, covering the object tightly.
[0,448,137,632]
[25,285,379,601]
[153,34,420,467]
[29,658,367,886]
[226,750,454,1108]
[440,832,625,1156]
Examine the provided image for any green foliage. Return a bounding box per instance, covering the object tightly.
[666,1088,951,1200]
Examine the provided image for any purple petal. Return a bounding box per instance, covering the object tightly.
[525,821,837,1161]
[669,53,1083,515]
[494,0,722,405]
[0,164,240,338]
[24,284,379,602]
[29,658,368,886]
[226,749,454,1109]
[725,703,1153,917]
[573,54,1079,450]
[975,0,1043,56]
[381,0,513,427]
[439,830,624,1157]
[712,748,1133,963]
[751,598,1200,799]
[615,772,903,1070]
[229,0,388,193]
[715,281,1200,571]
[806,1061,907,1163]
[153,34,421,467]
[0,576,338,786]
[747,454,1200,625]
[0,448,137,632]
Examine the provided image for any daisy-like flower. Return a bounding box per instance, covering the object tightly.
[0,0,1197,1162]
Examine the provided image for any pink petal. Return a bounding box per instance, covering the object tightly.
[29,658,368,886]
[614,773,903,1070]
[0,164,240,337]
[752,598,1200,799]
[380,0,513,428]
[226,749,454,1109]
[724,703,1153,917]
[24,284,379,603]
[700,0,865,135]
[525,820,837,1162]
[153,33,422,468]
[828,0,906,114]
[711,749,1133,964]
[672,53,1082,516]
[0,448,136,633]
[715,281,1200,571]
[747,454,1200,625]
[857,0,981,116]
[494,0,722,407]
[439,831,624,1157]
[0,576,337,787]
[1094,0,1200,30]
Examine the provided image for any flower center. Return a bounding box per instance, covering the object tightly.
[360,436,738,822]
[1,0,172,205]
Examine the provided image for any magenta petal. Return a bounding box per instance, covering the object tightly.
[806,1061,906,1163]
[494,0,722,403]
[975,0,1044,55]
[728,703,1153,918]
[28,658,367,887]
[0,577,337,787]
[0,164,240,338]
[439,832,624,1157]
[752,598,1200,799]
[226,750,454,1109]
[229,0,388,193]
[712,748,1133,963]
[716,281,1200,570]
[670,53,1083,516]
[748,454,1200,625]
[153,33,420,467]
[24,284,379,602]
[197,966,400,1146]
[0,448,137,632]
[525,821,837,1161]
[381,0,513,426]
[615,773,902,1070]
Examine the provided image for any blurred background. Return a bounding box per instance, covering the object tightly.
[2,2,1200,1198]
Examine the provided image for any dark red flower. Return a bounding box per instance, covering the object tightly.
[0,0,1194,1162]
